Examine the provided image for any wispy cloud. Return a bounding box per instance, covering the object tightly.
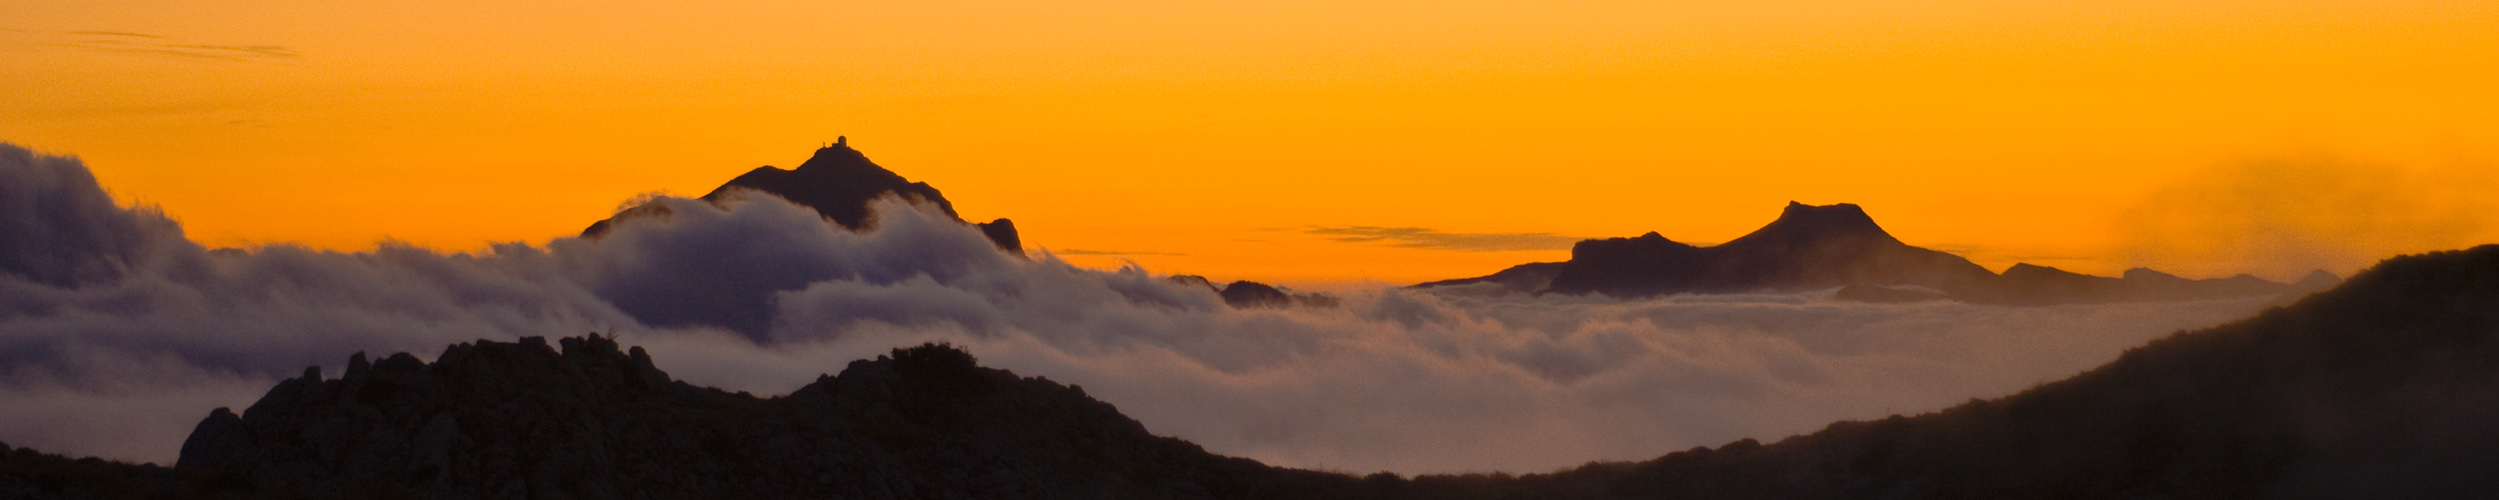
[1309,226,1582,252]
[7,28,301,62]
[1055,249,1188,256]
[62,31,163,39]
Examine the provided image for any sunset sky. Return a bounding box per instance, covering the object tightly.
[5,0,2495,286]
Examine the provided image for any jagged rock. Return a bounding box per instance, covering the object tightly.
[1168,276,1338,309]
[174,335,1346,499]
[1217,281,1293,308]
[1213,281,1338,309]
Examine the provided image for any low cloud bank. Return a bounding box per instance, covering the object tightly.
[0,144,2272,473]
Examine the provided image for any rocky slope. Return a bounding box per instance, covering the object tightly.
[172,336,1356,499]
[1421,201,2333,304]
[584,138,1022,252]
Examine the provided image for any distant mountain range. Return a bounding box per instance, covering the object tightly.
[1416,201,2339,304]
[585,137,1022,253]
[9,245,2499,498]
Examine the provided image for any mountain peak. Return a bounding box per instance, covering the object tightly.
[1724,201,1898,248]
[583,141,1021,253]
[799,136,873,172]
[1775,201,1877,227]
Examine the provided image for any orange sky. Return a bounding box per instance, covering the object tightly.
[4,0,2495,286]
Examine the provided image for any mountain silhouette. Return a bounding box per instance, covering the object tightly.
[1408,262,1564,294]
[584,138,1022,253]
[168,336,1356,499]
[8,245,2499,498]
[1169,275,1341,309]
[1424,201,2330,304]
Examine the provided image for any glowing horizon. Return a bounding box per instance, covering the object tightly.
[5,0,2495,286]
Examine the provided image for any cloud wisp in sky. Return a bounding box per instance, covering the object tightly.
[0,144,2280,473]
[3,29,300,61]
[1051,249,1189,257]
[1308,226,1583,252]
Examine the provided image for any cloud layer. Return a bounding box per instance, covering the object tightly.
[0,144,2274,473]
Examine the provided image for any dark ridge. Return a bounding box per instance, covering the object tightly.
[1428,201,2335,304]
[1409,262,1566,294]
[1832,284,1950,303]
[1217,280,1340,309]
[1539,203,1998,298]
[1719,201,1898,249]
[1167,274,1221,293]
[1492,243,2499,498]
[169,335,1359,499]
[0,441,179,498]
[17,246,2499,498]
[1218,280,1292,308]
[583,139,1023,253]
[1170,275,1340,309]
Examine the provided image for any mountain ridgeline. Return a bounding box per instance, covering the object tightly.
[584,138,1022,253]
[1416,201,2338,304]
[9,245,2499,498]
[165,337,1351,499]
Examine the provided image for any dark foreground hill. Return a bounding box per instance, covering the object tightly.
[10,246,2499,499]
[1417,201,2335,305]
[584,138,1023,252]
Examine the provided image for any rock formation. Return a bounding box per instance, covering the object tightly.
[1420,201,2336,304]
[584,141,1022,253]
[173,336,1349,499]
[1170,275,1341,309]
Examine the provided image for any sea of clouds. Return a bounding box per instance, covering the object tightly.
[0,143,2281,474]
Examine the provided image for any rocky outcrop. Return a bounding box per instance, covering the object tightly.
[1536,202,2003,298]
[1164,276,1340,309]
[1420,201,2335,304]
[584,140,1023,253]
[173,336,1349,499]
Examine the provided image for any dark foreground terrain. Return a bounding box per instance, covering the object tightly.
[10,245,2499,499]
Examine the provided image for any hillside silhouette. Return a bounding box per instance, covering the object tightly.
[584,138,1022,252]
[1419,201,2333,304]
[1169,275,1342,309]
[171,336,1357,499]
[11,246,2499,498]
